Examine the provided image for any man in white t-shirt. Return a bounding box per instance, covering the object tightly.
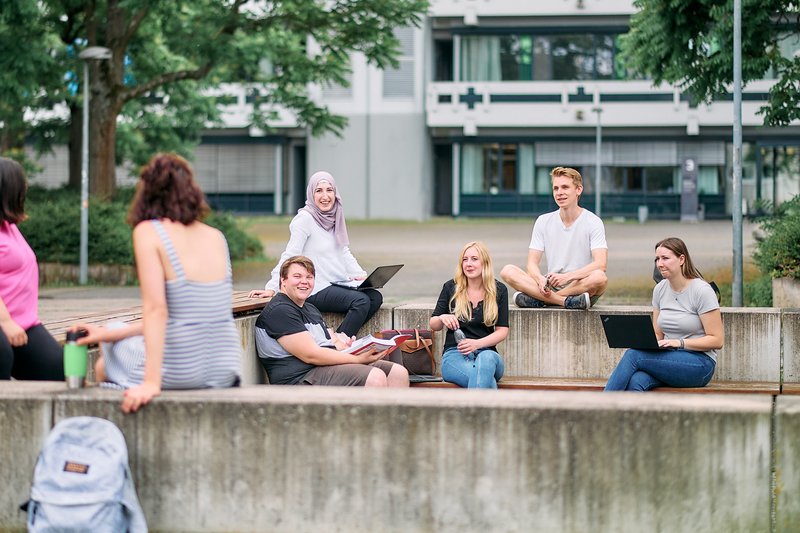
[501,167,608,309]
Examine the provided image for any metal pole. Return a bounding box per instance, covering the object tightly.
[594,107,602,216]
[732,0,743,306]
[79,61,89,285]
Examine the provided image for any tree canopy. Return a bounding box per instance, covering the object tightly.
[1,0,428,197]
[622,0,800,126]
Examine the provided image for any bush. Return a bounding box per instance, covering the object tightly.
[752,194,800,280]
[20,186,263,266]
[744,275,773,307]
[205,211,264,262]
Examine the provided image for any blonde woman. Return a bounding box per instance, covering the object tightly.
[430,241,509,389]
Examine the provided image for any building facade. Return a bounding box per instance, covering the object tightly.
[30,0,800,220]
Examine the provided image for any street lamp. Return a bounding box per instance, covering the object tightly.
[593,105,602,217]
[77,46,112,285]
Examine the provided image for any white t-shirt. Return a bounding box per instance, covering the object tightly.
[265,210,364,295]
[528,209,607,275]
[653,278,720,362]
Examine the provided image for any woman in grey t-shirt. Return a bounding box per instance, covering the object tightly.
[605,237,723,391]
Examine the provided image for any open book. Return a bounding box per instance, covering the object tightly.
[343,333,412,355]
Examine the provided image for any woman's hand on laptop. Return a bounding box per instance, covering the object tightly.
[348,270,367,281]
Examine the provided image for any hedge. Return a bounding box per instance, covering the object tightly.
[20,186,263,265]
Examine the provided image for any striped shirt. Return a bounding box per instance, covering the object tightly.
[102,220,240,389]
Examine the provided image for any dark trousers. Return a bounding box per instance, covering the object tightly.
[0,323,64,380]
[306,285,383,337]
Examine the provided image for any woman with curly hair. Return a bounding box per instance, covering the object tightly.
[429,241,509,389]
[74,153,240,412]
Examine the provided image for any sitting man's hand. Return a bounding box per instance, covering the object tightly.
[248,289,275,299]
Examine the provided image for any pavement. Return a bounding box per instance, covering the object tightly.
[38,217,757,323]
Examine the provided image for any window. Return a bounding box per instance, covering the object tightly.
[383,27,415,98]
[461,143,519,194]
[461,31,630,82]
[434,39,453,81]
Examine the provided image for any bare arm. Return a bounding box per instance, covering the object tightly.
[74,322,143,346]
[0,296,27,346]
[454,326,510,355]
[122,222,168,413]
[548,248,608,288]
[277,331,388,366]
[524,249,551,294]
[656,309,724,351]
[430,314,458,331]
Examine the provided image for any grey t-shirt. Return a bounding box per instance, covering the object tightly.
[653,278,720,362]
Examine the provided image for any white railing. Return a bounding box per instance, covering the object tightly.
[426,79,785,132]
[429,0,635,18]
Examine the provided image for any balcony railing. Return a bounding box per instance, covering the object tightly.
[429,0,635,18]
[426,80,783,132]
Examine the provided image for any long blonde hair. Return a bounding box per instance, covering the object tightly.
[449,241,499,326]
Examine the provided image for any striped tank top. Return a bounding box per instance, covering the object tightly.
[147,220,241,388]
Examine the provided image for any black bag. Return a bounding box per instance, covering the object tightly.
[376,329,435,376]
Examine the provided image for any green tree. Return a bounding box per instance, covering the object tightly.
[622,0,800,126]
[30,0,427,198]
[0,0,66,172]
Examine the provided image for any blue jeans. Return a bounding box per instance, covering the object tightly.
[604,348,716,391]
[441,348,505,389]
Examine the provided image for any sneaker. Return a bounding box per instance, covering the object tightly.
[564,292,591,310]
[513,291,546,308]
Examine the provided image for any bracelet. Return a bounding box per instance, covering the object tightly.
[679,338,685,350]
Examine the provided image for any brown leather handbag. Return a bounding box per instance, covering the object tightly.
[376,329,436,376]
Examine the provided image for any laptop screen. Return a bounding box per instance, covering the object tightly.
[599,314,661,350]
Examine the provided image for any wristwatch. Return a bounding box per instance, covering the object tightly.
[679,338,685,350]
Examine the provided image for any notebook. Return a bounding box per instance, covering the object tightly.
[330,264,404,290]
[599,314,662,350]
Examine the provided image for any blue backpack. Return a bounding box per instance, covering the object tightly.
[23,416,147,532]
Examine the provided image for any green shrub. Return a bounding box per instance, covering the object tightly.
[744,275,773,307]
[752,194,800,280]
[205,211,264,261]
[20,186,263,266]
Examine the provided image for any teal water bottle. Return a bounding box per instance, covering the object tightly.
[64,329,89,389]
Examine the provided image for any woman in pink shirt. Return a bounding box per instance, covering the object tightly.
[0,157,63,380]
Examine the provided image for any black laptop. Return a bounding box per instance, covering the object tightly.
[599,314,662,350]
[330,264,404,290]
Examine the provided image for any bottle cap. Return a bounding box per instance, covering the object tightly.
[66,329,89,342]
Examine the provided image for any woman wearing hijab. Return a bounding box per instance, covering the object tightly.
[249,171,381,337]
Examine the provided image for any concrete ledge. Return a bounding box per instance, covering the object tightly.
[782,311,800,387]
[776,396,800,528]
[394,305,782,384]
[32,387,774,532]
[0,382,67,528]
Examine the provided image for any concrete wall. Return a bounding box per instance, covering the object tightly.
[394,304,783,383]
[3,386,782,532]
[782,310,800,385]
[0,382,64,527]
[776,396,800,529]
[307,113,430,221]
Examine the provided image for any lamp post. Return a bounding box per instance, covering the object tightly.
[732,0,743,306]
[593,105,603,217]
[77,46,112,285]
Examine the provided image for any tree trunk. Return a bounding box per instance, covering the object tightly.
[0,110,26,154]
[68,103,82,189]
[88,61,120,200]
